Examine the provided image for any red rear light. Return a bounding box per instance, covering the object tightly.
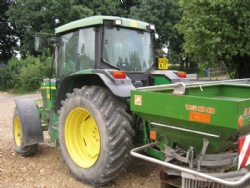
[177,71,186,78]
[112,71,126,79]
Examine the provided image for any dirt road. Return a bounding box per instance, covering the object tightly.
[0,92,160,188]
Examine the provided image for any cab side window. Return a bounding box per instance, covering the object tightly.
[77,28,95,70]
[58,32,78,79]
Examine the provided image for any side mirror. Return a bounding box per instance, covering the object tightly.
[34,33,56,52]
[34,34,45,52]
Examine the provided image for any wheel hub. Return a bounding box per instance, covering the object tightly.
[65,107,100,168]
[14,116,22,147]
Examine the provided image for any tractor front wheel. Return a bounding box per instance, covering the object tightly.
[58,86,134,186]
[13,108,38,156]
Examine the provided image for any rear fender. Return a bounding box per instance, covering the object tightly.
[14,98,44,146]
[55,72,135,112]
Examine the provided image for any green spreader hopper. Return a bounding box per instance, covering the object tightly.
[131,82,250,154]
[130,80,250,187]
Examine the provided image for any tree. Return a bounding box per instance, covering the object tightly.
[0,0,18,64]
[176,0,250,78]
[6,0,184,65]
[7,0,94,57]
[119,0,141,15]
[77,0,127,16]
[129,0,183,63]
[7,0,134,57]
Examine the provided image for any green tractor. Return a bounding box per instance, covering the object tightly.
[13,16,187,186]
[13,15,250,187]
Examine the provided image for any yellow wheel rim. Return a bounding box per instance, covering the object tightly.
[65,107,100,168]
[14,116,22,147]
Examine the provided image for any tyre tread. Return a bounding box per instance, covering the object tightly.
[59,86,134,186]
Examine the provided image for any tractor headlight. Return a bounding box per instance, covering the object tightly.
[149,24,155,31]
[114,19,122,26]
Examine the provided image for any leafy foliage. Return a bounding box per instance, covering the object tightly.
[4,0,250,80]
[19,66,42,91]
[0,52,53,92]
[3,0,151,92]
[129,0,183,62]
[6,0,138,58]
[0,0,18,64]
[7,0,183,59]
[176,0,250,78]
[7,0,94,56]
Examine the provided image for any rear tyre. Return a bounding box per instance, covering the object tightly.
[58,86,134,186]
[13,108,38,157]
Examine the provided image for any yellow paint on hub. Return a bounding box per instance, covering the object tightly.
[14,116,22,147]
[65,107,100,168]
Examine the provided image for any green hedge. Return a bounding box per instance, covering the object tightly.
[0,53,53,93]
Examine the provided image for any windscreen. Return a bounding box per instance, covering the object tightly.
[103,26,153,72]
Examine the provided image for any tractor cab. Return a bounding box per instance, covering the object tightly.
[36,16,187,92]
[53,16,156,87]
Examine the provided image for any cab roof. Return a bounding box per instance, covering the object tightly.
[55,15,152,34]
